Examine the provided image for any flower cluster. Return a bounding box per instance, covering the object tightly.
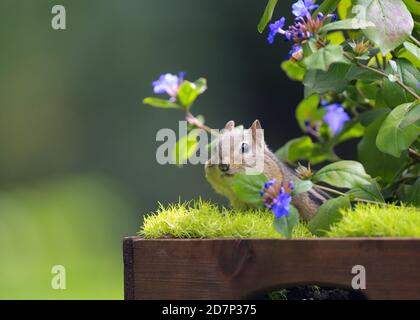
[350,39,371,56]
[152,72,185,101]
[295,162,313,180]
[268,0,336,61]
[260,179,294,218]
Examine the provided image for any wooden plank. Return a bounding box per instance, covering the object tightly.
[123,237,136,300]
[124,237,420,300]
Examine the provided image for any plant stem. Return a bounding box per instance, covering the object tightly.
[344,52,420,100]
[374,55,382,70]
[329,148,341,162]
[185,111,214,134]
[313,184,390,206]
[409,35,420,47]
[359,64,419,99]
[408,147,420,162]
[314,184,346,197]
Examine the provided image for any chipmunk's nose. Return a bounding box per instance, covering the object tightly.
[219,163,230,172]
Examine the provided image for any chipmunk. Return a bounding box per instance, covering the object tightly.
[205,119,329,221]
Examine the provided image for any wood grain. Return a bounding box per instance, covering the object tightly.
[123,237,420,300]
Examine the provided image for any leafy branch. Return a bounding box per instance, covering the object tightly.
[343,52,420,100]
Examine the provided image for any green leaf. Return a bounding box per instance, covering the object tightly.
[312,160,375,189]
[320,19,353,33]
[320,18,374,33]
[338,0,352,20]
[358,113,409,184]
[402,0,420,19]
[308,196,351,236]
[376,102,420,157]
[303,44,350,72]
[344,65,383,82]
[347,182,385,202]
[338,123,365,144]
[399,48,420,69]
[281,60,305,81]
[313,0,340,17]
[359,108,391,126]
[143,97,180,109]
[273,205,299,238]
[275,136,331,165]
[258,0,278,33]
[173,130,200,165]
[382,59,420,107]
[177,78,207,109]
[303,63,351,96]
[292,180,313,196]
[401,102,420,127]
[330,119,365,145]
[405,177,420,207]
[229,173,267,206]
[295,94,321,130]
[356,80,379,99]
[358,0,414,53]
[302,39,319,58]
[404,42,420,60]
[326,31,346,45]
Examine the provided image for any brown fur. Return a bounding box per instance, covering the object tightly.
[205,120,328,221]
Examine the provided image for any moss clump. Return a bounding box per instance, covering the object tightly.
[139,200,313,239]
[140,201,420,239]
[327,203,420,237]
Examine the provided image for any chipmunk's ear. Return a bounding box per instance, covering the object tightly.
[250,119,263,142]
[250,119,262,131]
[224,120,235,131]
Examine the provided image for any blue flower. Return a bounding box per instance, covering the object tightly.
[292,0,319,18]
[264,180,276,189]
[288,45,303,60]
[267,17,286,44]
[271,187,292,218]
[323,103,350,134]
[261,180,294,218]
[152,72,185,97]
[260,179,276,196]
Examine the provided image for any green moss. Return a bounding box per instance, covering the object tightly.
[327,203,420,237]
[139,200,313,239]
[267,289,288,300]
[139,200,420,239]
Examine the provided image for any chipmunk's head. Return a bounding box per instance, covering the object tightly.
[205,119,265,176]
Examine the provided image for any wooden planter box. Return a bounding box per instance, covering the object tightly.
[123,237,420,300]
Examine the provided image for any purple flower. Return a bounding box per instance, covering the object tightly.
[271,188,292,218]
[292,0,319,18]
[288,45,303,60]
[267,17,286,44]
[261,180,294,218]
[260,179,276,196]
[152,72,185,97]
[323,103,350,134]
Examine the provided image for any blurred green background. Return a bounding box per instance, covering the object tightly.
[0,0,316,299]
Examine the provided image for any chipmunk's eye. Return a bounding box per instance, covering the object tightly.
[240,142,249,154]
